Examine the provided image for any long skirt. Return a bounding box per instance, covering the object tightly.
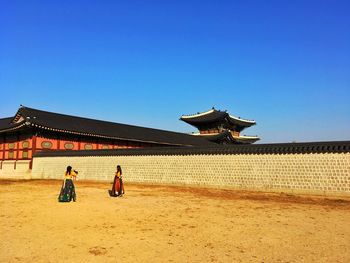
[109,176,123,197]
[58,179,76,202]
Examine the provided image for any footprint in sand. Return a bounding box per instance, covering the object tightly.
[89,246,107,256]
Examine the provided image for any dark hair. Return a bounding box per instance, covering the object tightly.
[66,166,72,175]
[116,165,122,175]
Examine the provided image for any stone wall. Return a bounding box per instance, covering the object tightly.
[31,150,350,196]
[0,160,31,179]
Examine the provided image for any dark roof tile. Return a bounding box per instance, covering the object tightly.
[9,106,214,146]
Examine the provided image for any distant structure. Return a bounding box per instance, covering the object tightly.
[180,108,260,144]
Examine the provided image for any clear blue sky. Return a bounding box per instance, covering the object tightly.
[1,0,349,143]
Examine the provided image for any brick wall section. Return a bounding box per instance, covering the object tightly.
[31,152,350,196]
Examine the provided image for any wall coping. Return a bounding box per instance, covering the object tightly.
[33,140,350,157]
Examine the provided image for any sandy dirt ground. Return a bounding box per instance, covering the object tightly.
[1,180,350,263]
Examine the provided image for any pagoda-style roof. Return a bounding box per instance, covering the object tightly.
[180,108,256,132]
[231,135,260,144]
[192,131,260,144]
[181,109,228,124]
[227,114,256,128]
[192,130,232,143]
[0,106,215,147]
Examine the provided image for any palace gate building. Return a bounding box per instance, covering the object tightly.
[180,108,260,144]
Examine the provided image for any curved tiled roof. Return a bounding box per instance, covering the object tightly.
[180,109,227,124]
[192,130,232,142]
[0,117,14,129]
[1,106,215,147]
[193,130,260,144]
[227,114,256,127]
[231,135,260,144]
[0,117,26,133]
[180,108,256,129]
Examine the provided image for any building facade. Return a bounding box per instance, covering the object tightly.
[0,106,213,171]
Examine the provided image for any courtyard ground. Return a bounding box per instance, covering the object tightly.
[0,179,349,263]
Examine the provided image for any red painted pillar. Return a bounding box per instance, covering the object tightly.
[57,135,60,150]
[29,135,37,170]
[1,135,5,168]
[0,137,3,169]
[14,134,19,170]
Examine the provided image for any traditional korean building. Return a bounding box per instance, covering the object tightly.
[180,108,260,144]
[0,106,214,171]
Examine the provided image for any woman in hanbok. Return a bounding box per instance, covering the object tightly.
[58,166,78,202]
[109,165,124,197]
